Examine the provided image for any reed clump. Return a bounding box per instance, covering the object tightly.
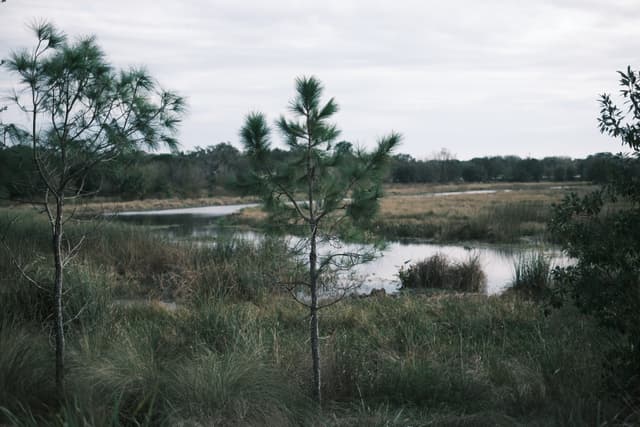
[507,252,553,299]
[399,253,487,292]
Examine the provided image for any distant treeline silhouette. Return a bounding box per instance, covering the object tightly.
[0,142,629,200]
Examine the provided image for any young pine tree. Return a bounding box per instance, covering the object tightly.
[240,76,401,404]
[3,22,184,395]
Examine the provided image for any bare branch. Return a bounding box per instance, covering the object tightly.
[64,301,90,325]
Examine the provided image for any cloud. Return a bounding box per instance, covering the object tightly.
[1,0,637,158]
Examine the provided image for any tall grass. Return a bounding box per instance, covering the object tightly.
[508,252,553,299]
[0,322,57,416]
[482,201,550,242]
[317,295,618,424]
[1,207,636,425]
[0,208,294,305]
[1,305,316,426]
[398,253,486,292]
[164,350,313,426]
[0,286,626,426]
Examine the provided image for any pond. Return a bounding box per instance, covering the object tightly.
[114,203,571,295]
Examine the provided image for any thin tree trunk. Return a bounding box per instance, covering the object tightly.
[52,197,65,396]
[305,113,322,405]
[309,224,321,404]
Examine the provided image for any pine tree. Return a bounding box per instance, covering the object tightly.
[240,76,400,404]
[3,22,185,395]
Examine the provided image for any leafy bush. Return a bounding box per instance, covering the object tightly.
[549,66,640,411]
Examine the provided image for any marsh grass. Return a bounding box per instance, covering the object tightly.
[383,181,591,196]
[230,182,593,243]
[163,349,314,426]
[398,253,486,292]
[316,294,618,425]
[1,303,315,426]
[0,205,634,425]
[508,252,553,299]
[0,322,57,416]
[370,184,593,242]
[0,285,625,426]
[373,198,554,242]
[1,208,294,304]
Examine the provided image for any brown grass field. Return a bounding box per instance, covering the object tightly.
[235,182,594,242]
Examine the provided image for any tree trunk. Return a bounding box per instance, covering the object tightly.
[309,224,321,405]
[53,197,65,397]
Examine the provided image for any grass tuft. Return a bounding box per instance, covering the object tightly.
[399,253,486,292]
[508,252,553,299]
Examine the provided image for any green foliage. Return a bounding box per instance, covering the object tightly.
[550,183,640,396]
[398,253,486,292]
[3,21,185,199]
[551,66,640,405]
[599,66,640,150]
[240,76,401,234]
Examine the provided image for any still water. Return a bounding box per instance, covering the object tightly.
[114,203,570,295]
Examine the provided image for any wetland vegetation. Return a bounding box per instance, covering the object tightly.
[0,208,625,426]
[1,17,639,427]
[0,175,634,425]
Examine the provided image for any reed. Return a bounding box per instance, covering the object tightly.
[508,252,553,299]
[398,253,486,292]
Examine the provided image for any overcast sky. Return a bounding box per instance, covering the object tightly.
[1,0,638,159]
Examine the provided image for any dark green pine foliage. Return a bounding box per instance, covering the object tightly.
[240,76,401,404]
[241,78,400,234]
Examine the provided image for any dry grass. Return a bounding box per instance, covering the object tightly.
[380,182,590,216]
[370,183,595,242]
[236,205,268,222]
[380,189,555,219]
[232,182,595,242]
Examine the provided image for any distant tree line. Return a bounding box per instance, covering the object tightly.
[389,151,625,184]
[0,140,630,201]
